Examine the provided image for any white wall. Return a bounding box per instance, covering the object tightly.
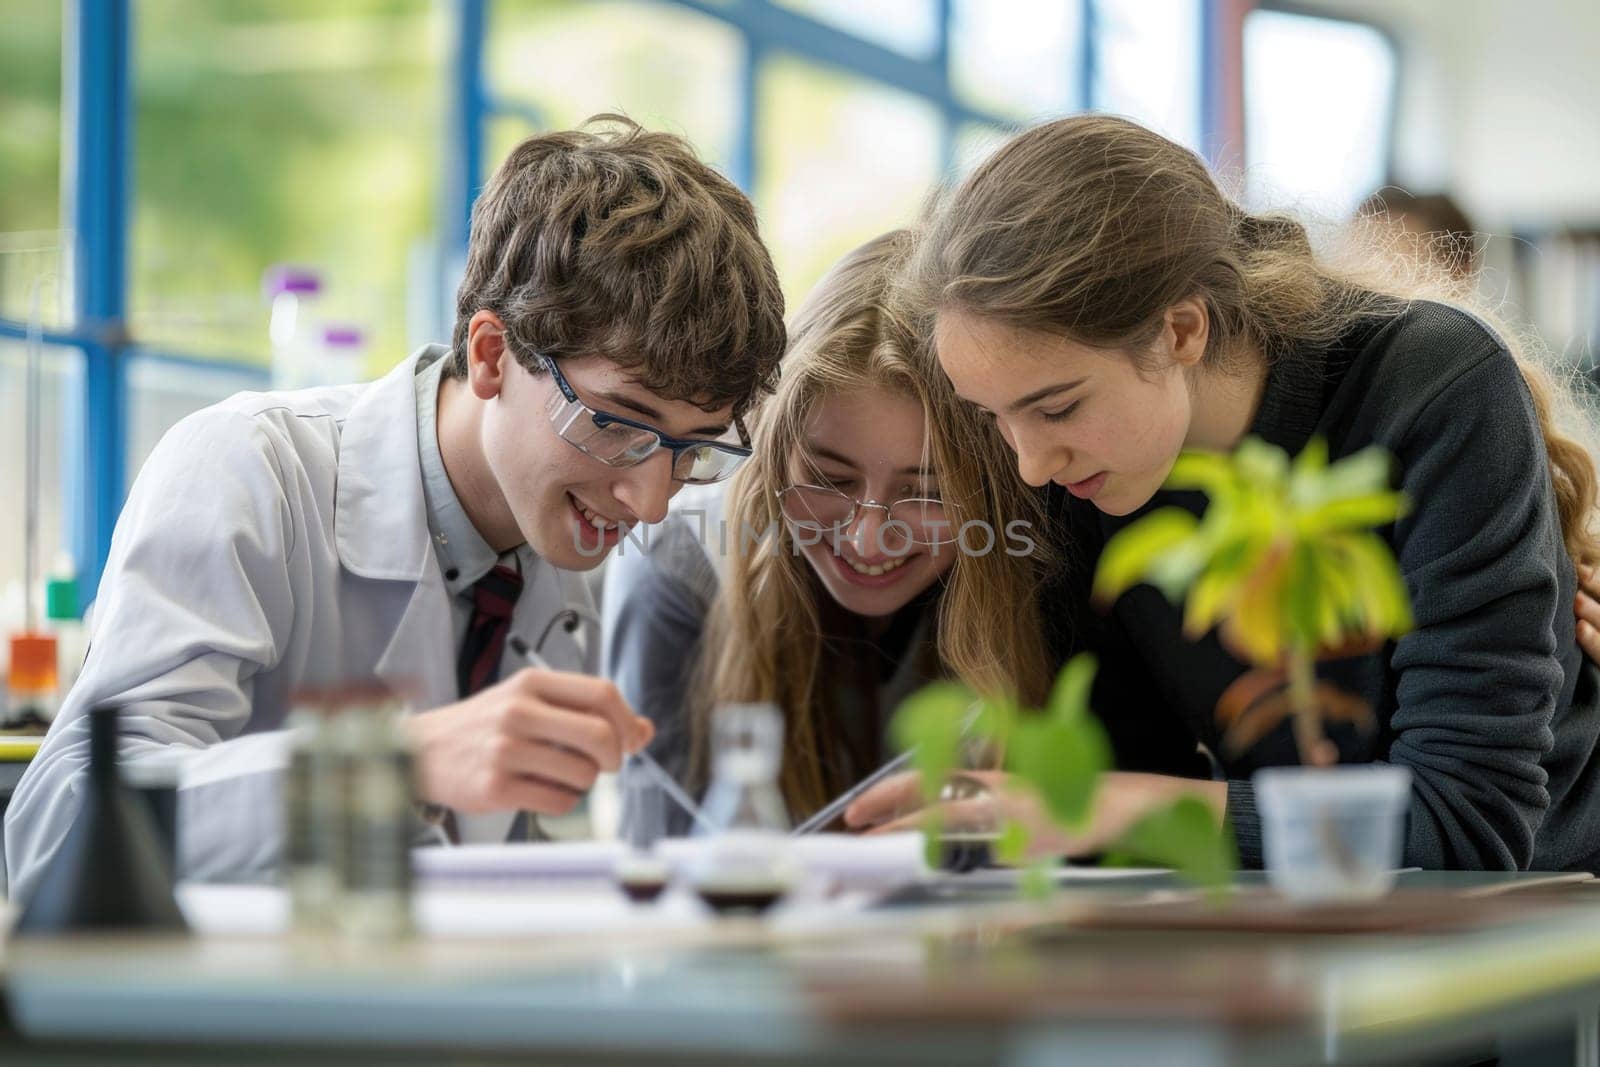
[1319,0,1600,228]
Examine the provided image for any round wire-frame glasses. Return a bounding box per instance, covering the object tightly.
[775,483,957,546]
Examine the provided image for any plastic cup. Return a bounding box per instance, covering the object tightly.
[1254,764,1412,902]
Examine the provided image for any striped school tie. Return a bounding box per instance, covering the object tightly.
[456,564,524,698]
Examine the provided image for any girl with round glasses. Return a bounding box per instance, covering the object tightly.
[603,231,1052,830]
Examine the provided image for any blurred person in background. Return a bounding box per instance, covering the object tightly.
[1358,187,1482,284]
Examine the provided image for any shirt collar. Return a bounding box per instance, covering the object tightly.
[414,349,512,596]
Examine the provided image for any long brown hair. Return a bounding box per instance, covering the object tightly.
[908,114,1600,567]
[690,231,1055,818]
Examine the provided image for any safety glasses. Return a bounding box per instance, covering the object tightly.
[537,353,752,485]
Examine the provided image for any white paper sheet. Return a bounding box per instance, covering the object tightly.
[176,882,710,938]
[411,831,929,895]
[176,881,908,940]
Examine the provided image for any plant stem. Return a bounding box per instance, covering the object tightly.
[1286,647,1322,765]
[1287,644,1361,877]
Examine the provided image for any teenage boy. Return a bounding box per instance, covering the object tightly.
[5,117,786,898]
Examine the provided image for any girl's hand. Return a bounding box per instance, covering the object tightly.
[843,770,1226,861]
[1576,565,1600,663]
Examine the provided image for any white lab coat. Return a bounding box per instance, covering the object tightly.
[4,349,594,900]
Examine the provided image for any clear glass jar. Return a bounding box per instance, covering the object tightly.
[691,703,795,914]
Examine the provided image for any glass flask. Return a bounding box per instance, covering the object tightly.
[691,702,795,914]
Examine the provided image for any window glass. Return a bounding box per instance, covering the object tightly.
[0,339,77,606]
[1092,0,1203,151]
[0,4,65,327]
[1244,11,1397,218]
[132,1,445,369]
[774,0,940,59]
[950,0,1080,119]
[756,55,942,306]
[952,122,1012,179]
[487,0,741,177]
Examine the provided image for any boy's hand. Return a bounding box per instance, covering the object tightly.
[404,668,653,815]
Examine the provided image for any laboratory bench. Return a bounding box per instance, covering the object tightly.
[2,869,1600,1065]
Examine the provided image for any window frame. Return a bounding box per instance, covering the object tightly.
[455,0,1241,232]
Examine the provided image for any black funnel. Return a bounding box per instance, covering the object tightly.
[10,706,189,936]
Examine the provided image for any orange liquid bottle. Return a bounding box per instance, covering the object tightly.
[7,631,59,728]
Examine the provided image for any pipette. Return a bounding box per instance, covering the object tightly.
[506,634,713,833]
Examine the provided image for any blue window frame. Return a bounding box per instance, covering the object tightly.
[0,1,135,599]
[454,0,1234,236]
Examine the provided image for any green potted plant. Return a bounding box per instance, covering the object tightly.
[1094,437,1415,901]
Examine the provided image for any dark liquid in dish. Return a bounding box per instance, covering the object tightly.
[696,884,786,915]
[618,875,669,903]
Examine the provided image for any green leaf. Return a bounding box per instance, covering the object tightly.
[995,818,1030,866]
[1108,795,1237,890]
[1093,508,1201,604]
[1164,450,1238,496]
[1202,532,1262,584]
[1182,567,1229,638]
[1291,436,1329,477]
[1292,445,1393,508]
[1307,542,1352,647]
[1298,491,1410,535]
[1180,527,1268,632]
[1340,533,1414,636]
[1234,437,1291,489]
[1225,547,1290,665]
[971,695,1019,743]
[1285,541,1324,649]
[1145,535,1214,601]
[1020,862,1055,900]
[922,810,945,869]
[1047,653,1097,725]
[890,682,974,804]
[1008,715,1111,828]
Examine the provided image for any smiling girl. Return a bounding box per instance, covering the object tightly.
[850,115,1600,872]
[603,231,1051,829]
